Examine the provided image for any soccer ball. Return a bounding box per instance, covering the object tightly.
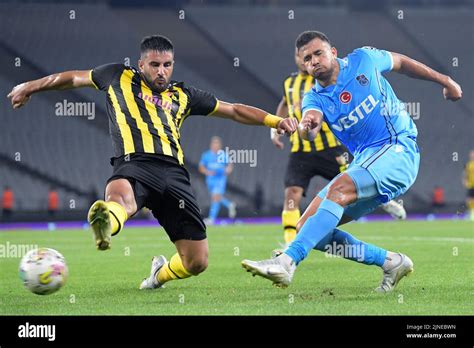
[19,248,68,295]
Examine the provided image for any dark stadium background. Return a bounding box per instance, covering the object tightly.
[1,0,473,223]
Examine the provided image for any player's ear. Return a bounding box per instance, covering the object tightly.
[138,59,145,73]
[331,46,338,58]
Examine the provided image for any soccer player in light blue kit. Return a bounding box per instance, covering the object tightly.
[242,31,462,292]
[199,136,236,224]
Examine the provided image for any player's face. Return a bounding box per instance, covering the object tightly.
[139,50,174,92]
[210,139,222,152]
[294,48,307,74]
[300,38,337,81]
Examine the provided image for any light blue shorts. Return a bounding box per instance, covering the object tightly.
[317,136,420,220]
[206,177,227,195]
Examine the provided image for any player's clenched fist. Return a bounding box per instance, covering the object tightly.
[442,77,462,101]
[277,117,298,135]
[298,112,320,141]
[7,83,31,109]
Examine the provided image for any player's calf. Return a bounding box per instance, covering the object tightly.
[140,252,207,290]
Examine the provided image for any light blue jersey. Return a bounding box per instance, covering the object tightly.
[302,46,418,156]
[284,47,423,265]
[303,47,420,208]
[200,150,229,195]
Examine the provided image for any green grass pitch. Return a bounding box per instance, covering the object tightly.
[0,220,472,315]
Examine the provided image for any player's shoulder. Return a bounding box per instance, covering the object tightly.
[91,63,128,90]
[95,62,127,73]
[283,71,299,83]
[302,85,322,105]
[168,80,201,95]
[349,46,389,61]
[169,80,185,89]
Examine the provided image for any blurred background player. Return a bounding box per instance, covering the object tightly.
[271,46,407,245]
[199,136,236,225]
[47,187,59,217]
[2,186,14,220]
[463,150,474,221]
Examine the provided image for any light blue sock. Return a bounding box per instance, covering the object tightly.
[209,201,221,220]
[220,198,231,208]
[314,228,387,266]
[285,199,344,264]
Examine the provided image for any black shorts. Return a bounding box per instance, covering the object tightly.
[284,147,348,195]
[468,188,474,198]
[107,153,206,243]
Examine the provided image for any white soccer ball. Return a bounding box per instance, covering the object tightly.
[19,248,68,295]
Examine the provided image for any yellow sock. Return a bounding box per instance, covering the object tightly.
[282,209,300,244]
[157,253,192,284]
[104,201,128,236]
[468,201,474,221]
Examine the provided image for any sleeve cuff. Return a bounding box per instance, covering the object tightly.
[303,108,323,116]
[89,70,99,90]
[387,52,394,71]
[207,99,220,116]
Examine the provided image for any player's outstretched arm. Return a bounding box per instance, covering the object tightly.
[390,52,462,101]
[212,100,298,135]
[7,70,94,109]
[299,109,323,141]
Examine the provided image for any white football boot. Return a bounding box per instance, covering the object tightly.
[139,255,167,290]
[381,200,407,220]
[375,253,414,293]
[241,253,296,288]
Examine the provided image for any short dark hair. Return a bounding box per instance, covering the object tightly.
[140,35,174,55]
[295,31,331,51]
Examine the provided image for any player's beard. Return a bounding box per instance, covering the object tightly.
[313,65,335,85]
[142,72,168,93]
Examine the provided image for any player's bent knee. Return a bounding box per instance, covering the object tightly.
[326,175,357,207]
[285,187,302,200]
[185,258,208,275]
[285,187,303,210]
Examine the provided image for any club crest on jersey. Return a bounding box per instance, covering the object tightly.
[332,94,379,132]
[356,74,369,86]
[339,91,352,104]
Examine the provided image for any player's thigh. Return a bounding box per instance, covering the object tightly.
[174,239,209,274]
[284,153,313,197]
[284,186,304,210]
[152,165,207,250]
[105,178,138,216]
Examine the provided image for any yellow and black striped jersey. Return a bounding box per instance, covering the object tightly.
[90,63,218,165]
[465,160,474,189]
[283,72,341,153]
